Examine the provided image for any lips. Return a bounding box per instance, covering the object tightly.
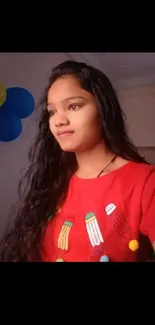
[57,131,74,136]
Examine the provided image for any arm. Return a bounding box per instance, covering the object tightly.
[140,168,155,260]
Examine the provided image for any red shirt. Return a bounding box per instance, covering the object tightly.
[43,161,155,262]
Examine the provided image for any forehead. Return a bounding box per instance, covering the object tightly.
[47,76,92,104]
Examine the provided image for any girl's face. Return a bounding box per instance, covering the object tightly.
[47,76,103,153]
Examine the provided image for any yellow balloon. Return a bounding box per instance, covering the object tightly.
[0,83,7,107]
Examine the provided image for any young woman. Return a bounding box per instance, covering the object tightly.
[0,60,155,262]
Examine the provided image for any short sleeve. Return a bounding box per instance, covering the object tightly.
[140,168,155,246]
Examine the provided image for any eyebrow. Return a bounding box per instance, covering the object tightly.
[62,96,85,102]
[47,96,85,106]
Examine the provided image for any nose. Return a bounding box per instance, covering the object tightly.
[54,113,70,128]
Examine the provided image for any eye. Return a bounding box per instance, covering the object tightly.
[48,110,55,117]
[68,103,79,110]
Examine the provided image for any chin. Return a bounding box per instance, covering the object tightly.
[60,146,76,152]
[59,143,79,153]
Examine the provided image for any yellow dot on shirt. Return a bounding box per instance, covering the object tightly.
[56,258,64,262]
[129,240,139,251]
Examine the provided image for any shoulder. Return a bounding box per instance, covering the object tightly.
[141,164,155,197]
[112,161,155,198]
[140,164,155,245]
[119,161,155,183]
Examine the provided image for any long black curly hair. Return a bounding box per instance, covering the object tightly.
[0,60,148,261]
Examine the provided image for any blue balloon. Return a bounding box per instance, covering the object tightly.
[0,108,22,142]
[0,86,35,142]
[6,87,35,119]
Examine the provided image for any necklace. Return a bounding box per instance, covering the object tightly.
[97,155,117,178]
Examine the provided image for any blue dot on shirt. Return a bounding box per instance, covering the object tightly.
[100,255,110,262]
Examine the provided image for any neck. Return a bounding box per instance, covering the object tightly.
[75,141,114,178]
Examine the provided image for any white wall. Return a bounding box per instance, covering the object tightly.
[0,53,155,237]
[138,147,155,164]
[117,85,155,164]
[0,53,69,236]
[117,85,155,147]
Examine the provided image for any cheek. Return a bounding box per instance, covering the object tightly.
[82,115,102,143]
[76,111,101,132]
[49,118,55,134]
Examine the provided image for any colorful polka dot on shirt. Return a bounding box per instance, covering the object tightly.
[100,255,110,262]
[129,239,139,251]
